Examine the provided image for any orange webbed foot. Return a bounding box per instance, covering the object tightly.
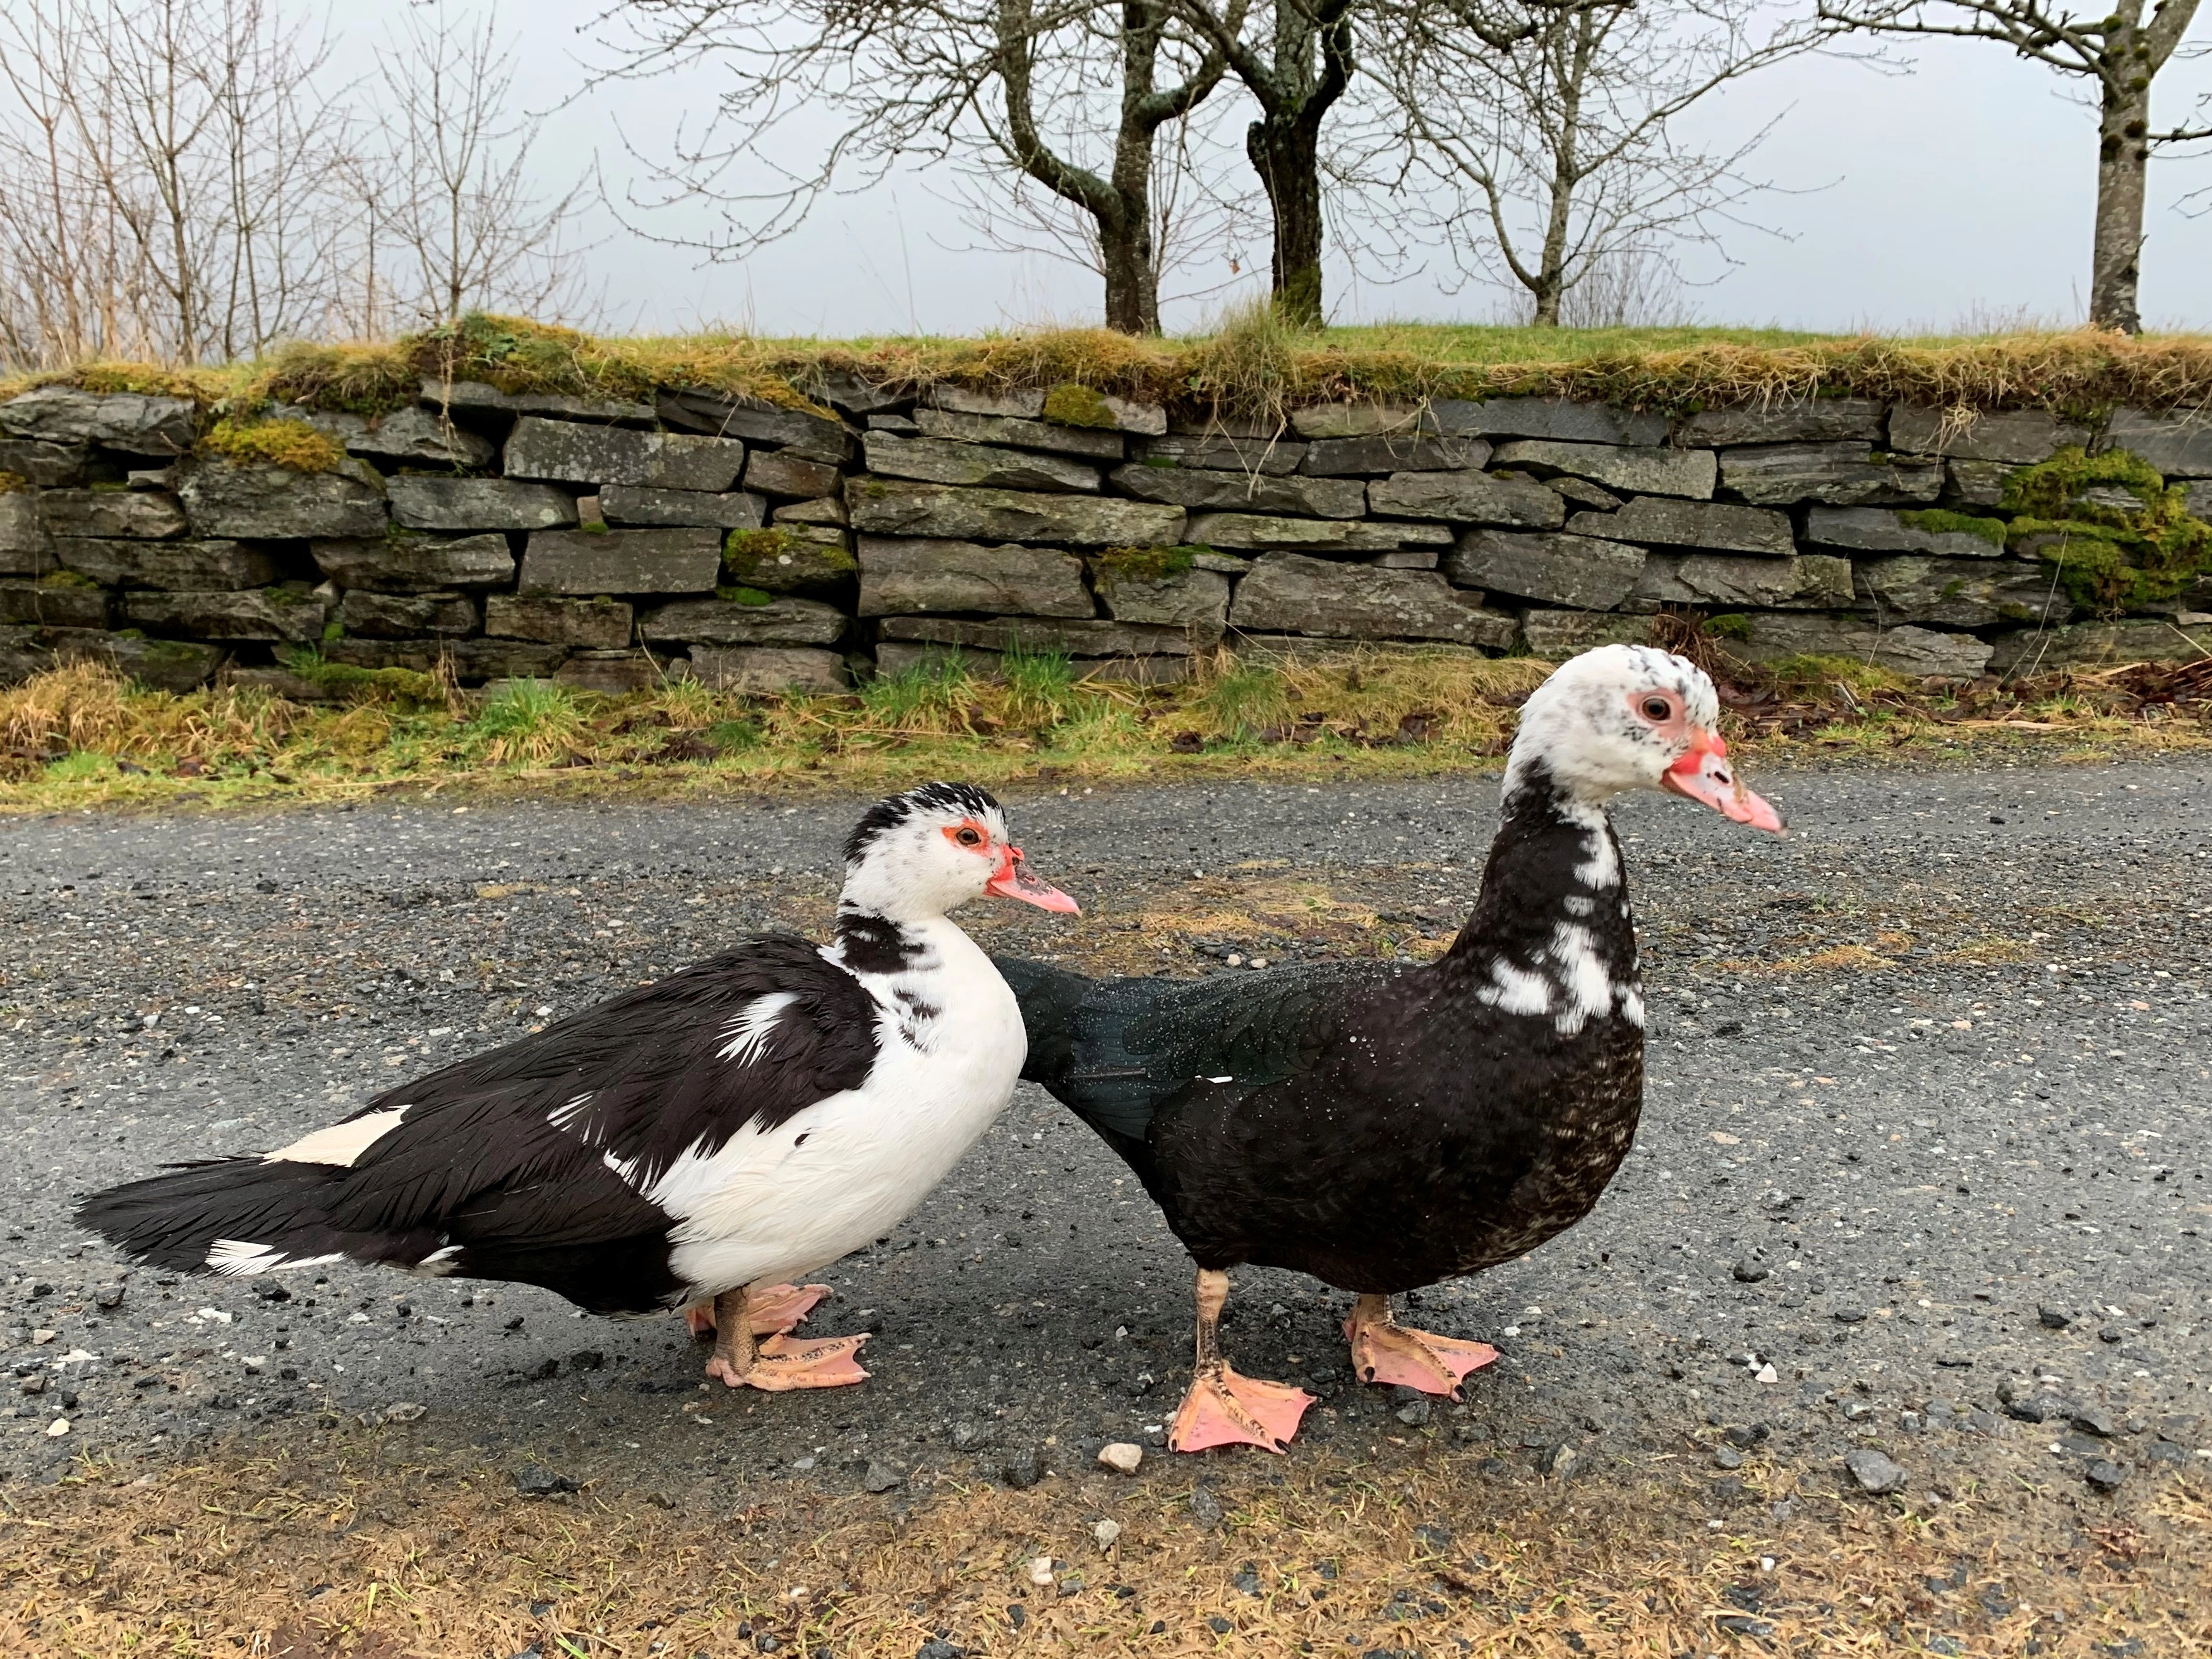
[717,1331,870,1391]
[1168,1362,1314,1453]
[1343,1310,1497,1399]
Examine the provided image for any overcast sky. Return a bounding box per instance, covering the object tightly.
[348,0,2212,336]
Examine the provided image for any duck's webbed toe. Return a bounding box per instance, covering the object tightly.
[1169,1362,1314,1453]
[1345,1294,1498,1398]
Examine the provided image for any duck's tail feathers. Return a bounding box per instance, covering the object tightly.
[74,1159,444,1278]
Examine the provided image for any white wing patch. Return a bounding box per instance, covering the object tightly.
[264,1106,409,1167]
[205,1240,346,1276]
[718,991,801,1066]
[415,1243,464,1274]
[548,1091,596,1133]
[1477,961,1552,1016]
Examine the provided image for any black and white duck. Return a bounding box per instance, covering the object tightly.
[995,646,1783,1451]
[77,782,1077,1392]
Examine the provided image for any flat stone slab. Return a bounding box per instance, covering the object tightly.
[347,407,496,469]
[421,378,656,425]
[312,533,516,592]
[1520,610,1657,658]
[1109,464,1364,518]
[1634,553,1853,611]
[1724,613,1993,680]
[1888,406,2088,464]
[388,478,578,533]
[0,495,55,576]
[1570,496,1793,555]
[656,392,855,464]
[121,587,325,642]
[724,530,858,592]
[1092,564,1231,640]
[743,450,843,498]
[1801,505,2007,558]
[519,528,723,596]
[1673,399,1886,447]
[855,537,1093,618]
[598,486,766,529]
[1039,385,1166,436]
[328,636,570,681]
[846,480,1184,547]
[1229,552,1517,646]
[505,417,746,492]
[0,438,91,488]
[1717,443,1943,507]
[638,593,846,646]
[1988,618,2211,675]
[1287,404,1428,440]
[1184,512,1451,553]
[1448,529,1647,611]
[0,581,107,630]
[923,386,1046,420]
[338,590,479,638]
[41,490,188,540]
[57,538,277,591]
[2104,408,2212,478]
[912,408,1126,461]
[1367,470,1565,528]
[1491,440,1716,500]
[879,614,1197,656]
[690,644,848,692]
[1136,432,1304,476]
[1430,396,1669,447]
[0,387,197,454]
[863,433,1100,493]
[1299,436,1491,476]
[180,459,389,540]
[1854,555,2072,628]
[485,595,635,648]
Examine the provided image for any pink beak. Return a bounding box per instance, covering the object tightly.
[984,843,1081,913]
[1661,730,1785,833]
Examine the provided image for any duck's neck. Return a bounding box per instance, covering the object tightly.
[1441,758,1644,1035]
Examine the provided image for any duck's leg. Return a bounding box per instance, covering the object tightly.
[704,1285,870,1391]
[683,1282,831,1340]
[1343,1293,1498,1398]
[1167,1267,1315,1453]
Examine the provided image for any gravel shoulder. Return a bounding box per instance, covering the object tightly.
[3,756,2208,1525]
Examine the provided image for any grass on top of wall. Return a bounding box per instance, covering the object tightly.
[3,642,2207,813]
[9,308,2212,431]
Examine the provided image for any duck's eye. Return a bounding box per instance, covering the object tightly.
[954,826,984,847]
[1640,695,1673,722]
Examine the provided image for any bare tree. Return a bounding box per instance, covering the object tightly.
[0,0,352,365]
[362,3,594,328]
[596,0,1242,333]
[1817,0,2209,333]
[1373,0,1823,326]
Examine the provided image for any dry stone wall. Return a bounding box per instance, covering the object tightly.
[3,376,2209,698]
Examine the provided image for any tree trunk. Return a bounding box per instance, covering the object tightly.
[1247,112,1325,327]
[2090,79,2149,334]
[1100,217,1159,334]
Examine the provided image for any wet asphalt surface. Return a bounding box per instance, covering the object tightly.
[2,756,2208,1514]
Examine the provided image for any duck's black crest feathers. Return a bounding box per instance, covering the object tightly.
[845,781,999,864]
[75,935,880,1310]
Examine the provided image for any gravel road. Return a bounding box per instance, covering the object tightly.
[3,756,2208,1514]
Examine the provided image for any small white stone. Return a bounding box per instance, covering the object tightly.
[30,1330,56,1346]
[45,1418,70,1437]
[1097,1442,1143,1475]
[1092,1519,1122,1552]
[1755,1362,1779,1384]
[1028,1556,1055,1587]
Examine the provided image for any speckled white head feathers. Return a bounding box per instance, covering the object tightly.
[1506,646,1784,832]
[838,782,1080,922]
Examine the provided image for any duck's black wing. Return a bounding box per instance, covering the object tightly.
[75,937,878,1313]
[992,956,1392,1176]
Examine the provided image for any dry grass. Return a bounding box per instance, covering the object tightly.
[6,311,2212,428]
[3,647,2207,814]
[3,1430,2206,1658]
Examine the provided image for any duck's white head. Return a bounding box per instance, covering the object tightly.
[839,781,1081,922]
[1506,644,1784,832]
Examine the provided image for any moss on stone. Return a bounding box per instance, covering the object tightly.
[39,569,99,589]
[201,416,346,474]
[0,470,28,495]
[716,585,775,606]
[1043,382,1117,430]
[279,647,443,703]
[2001,445,2212,615]
[723,527,856,584]
[1705,612,1754,641]
[1897,508,2007,548]
[1095,543,1201,582]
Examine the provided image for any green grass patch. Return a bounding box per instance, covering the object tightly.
[2002,445,2212,614]
[466,677,586,765]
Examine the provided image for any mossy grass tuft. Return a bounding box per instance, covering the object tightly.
[200,416,347,473]
[1897,507,2009,548]
[466,677,587,765]
[2002,445,2212,613]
